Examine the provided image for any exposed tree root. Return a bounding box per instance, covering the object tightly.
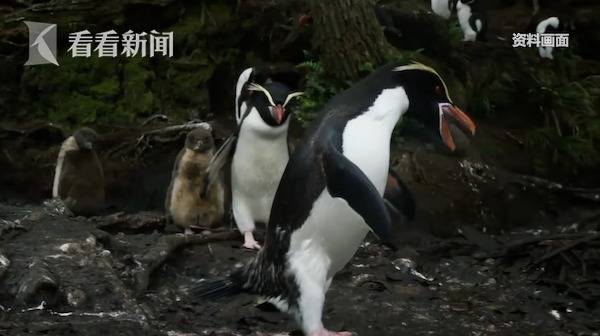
[512,175,600,202]
[107,122,211,159]
[133,230,240,296]
[460,159,600,203]
[141,114,169,126]
[532,233,600,266]
[92,211,166,233]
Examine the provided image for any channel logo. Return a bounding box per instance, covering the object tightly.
[24,21,59,66]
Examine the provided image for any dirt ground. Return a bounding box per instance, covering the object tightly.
[1,197,599,336]
[1,121,599,336]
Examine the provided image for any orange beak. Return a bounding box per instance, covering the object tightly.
[272,105,285,124]
[440,104,476,151]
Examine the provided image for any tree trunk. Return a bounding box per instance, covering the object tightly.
[308,0,393,80]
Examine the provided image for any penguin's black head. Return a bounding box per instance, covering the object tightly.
[73,127,98,151]
[185,126,214,153]
[395,63,476,151]
[247,81,304,126]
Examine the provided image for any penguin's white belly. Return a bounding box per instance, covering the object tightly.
[290,191,370,276]
[232,155,286,222]
[289,87,404,280]
[232,111,290,223]
[289,115,396,277]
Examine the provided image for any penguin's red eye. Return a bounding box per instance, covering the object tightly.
[435,85,443,96]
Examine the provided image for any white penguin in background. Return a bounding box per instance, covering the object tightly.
[205,67,303,250]
[431,0,455,20]
[537,17,560,59]
[457,0,486,42]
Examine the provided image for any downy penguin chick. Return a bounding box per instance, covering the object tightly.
[165,127,225,234]
[52,127,104,216]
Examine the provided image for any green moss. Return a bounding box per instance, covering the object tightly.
[89,78,120,99]
[17,53,160,125]
[295,54,347,128]
[18,55,120,124]
[116,58,155,121]
[518,53,600,174]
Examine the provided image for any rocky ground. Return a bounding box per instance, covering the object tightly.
[1,122,600,336]
[1,200,599,336]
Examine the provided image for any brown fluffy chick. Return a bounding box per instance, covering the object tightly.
[165,127,225,234]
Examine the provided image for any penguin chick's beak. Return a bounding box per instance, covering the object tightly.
[438,103,476,151]
[271,105,285,124]
[83,142,93,150]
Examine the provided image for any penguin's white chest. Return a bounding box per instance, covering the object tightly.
[289,87,407,277]
[232,109,290,222]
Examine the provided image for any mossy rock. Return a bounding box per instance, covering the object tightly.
[116,58,156,120]
[18,55,121,124]
[17,53,162,126]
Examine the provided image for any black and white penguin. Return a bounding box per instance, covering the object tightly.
[191,62,476,336]
[536,17,560,59]
[165,126,224,235]
[52,127,105,216]
[457,0,487,42]
[431,0,457,20]
[207,67,303,249]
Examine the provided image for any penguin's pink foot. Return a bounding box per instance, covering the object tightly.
[242,231,261,250]
[308,329,354,336]
[184,228,194,235]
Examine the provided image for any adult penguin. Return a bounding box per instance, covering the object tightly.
[205,66,303,249]
[192,62,476,336]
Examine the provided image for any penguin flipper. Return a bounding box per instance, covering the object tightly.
[202,135,236,198]
[323,144,394,245]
